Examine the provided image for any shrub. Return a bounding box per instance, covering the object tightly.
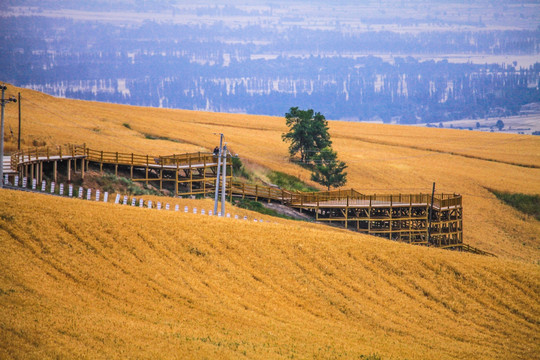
[491,190,540,220]
[231,157,252,180]
[234,199,295,220]
[267,171,318,192]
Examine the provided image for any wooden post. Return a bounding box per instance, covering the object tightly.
[228,163,233,202]
[203,156,207,195]
[229,168,233,202]
[409,195,413,243]
[100,151,103,173]
[316,195,320,221]
[368,196,372,233]
[345,195,349,229]
[115,152,118,176]
[53,161,57,182]
[175,161,179,196]
[158,157,163,191]
[17,92,21,150]
[145,166,149,186]
[189,157,193,194]
[81,158,85,179]
[67,159,71,182]
[390,195,393,240]
[130,153,134,178]
[84,145,88,175]
[428,182,436,245]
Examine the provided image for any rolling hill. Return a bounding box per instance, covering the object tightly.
[1,190,539,359]
[0,84,539,359]
[2,84,539,261]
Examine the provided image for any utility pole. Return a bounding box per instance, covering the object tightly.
[213,133,223,215]
[427,182,436,245]
[0,85,18,188]
[220,143,227,216]
[17,92,21,151]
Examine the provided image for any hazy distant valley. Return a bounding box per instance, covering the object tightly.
[1,0,539,126]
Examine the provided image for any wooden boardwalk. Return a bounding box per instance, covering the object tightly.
[5,144,482,254]
[8,144,227,196]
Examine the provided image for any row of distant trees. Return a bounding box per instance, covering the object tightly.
[282,107,347,191]
[2,16,538,122]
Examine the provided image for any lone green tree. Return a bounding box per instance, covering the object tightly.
[282,107,331,163]
[310,147,348,191]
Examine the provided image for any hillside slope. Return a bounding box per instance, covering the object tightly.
[2,84,539,261]
[1,189,539,359]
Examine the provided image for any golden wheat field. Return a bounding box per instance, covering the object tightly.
[1,189,539,359]
[1,84,540,358]
[2,85,539,262]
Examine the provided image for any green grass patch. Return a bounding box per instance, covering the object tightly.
[267,171,318,192]
[143,133,180,143]
[96,174,162,196]
[234,199,296,220]
[491,190,540,221]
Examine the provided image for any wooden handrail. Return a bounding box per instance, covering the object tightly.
[8,144,462,213]
[9,144,218,170]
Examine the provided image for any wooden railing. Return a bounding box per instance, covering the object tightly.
[9,144,219,170]
[442,243,497,257]
[10,144,84,171]
[227,181,462,209]
[289,191,462,209]
[229,181,295,203]
[461,244,497,257]
[9,144,462,210]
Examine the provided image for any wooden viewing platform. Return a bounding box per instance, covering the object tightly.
[228,184,463,249]
[5,144,475,253]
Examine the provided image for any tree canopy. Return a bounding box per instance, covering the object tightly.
[310,147,348,191]
[282,107,331,163]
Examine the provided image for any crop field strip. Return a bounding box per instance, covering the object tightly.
[6,144,472,253]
